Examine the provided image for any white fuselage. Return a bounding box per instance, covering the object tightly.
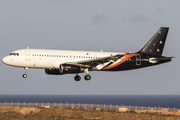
[2,49,122,70]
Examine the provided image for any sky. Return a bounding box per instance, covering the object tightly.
[0,0,180,95]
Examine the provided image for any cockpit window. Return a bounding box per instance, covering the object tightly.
[9,53,19,56]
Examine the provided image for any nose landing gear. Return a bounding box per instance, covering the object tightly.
[23,67,28,78]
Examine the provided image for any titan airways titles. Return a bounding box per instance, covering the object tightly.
[2,27,174,81]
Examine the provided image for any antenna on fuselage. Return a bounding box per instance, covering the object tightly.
[27,47,29,49]
[101,50,103,52]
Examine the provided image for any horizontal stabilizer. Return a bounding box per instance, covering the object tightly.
[155,57,175,60]
[149,57,174,63]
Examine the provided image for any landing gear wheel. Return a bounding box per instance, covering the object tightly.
[23,67,28,78]
[84,75,91,80]
[74,75,81,81]
[23,74,27,78]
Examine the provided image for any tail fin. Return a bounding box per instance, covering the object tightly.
[139,27,169,56]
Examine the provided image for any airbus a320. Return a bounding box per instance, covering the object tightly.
[2,27,174,81]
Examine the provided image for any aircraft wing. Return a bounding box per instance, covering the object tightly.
[66,54,124,68]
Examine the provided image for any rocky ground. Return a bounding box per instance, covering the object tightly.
[0,106,180,120]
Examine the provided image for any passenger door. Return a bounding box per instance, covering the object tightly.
[25,50,31,61]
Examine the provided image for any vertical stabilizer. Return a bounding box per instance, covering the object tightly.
[139,27,169,56]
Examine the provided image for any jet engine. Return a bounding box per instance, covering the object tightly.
[59,64,84,74]
[45,69,61,75]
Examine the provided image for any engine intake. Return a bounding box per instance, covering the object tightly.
[59,64,84,74]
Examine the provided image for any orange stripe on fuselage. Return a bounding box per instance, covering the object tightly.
[102,53,141,70]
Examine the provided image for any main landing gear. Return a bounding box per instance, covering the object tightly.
[74,74,91,81]
[84,75,91,80]
[22,67,28,78]
[74,74,81,81]
[74,68,91,81]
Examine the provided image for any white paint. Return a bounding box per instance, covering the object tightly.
[2,49,122,70]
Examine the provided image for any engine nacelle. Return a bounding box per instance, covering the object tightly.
[59,64,84,74]
[45,69,62,75]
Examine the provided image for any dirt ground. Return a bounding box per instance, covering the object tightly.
[0,106,180,120]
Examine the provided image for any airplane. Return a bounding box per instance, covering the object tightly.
[2,27,174,81]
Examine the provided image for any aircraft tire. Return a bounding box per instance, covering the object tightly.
[23,74,27,78]
[84,75,91,80]
[74,75,81,81]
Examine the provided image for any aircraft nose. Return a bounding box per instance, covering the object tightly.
[2,56,9,65]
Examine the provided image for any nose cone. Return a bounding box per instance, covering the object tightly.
[2,56,9,65]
